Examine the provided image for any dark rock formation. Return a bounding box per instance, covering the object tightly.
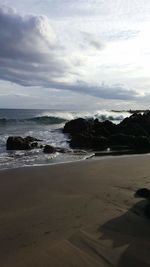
[109,133,135,148]
[133,136,150,151]
[98,120,117,135]
[135,188,150,199]
[118,121,148,136]
[43,145,71,154]
[70,133,109,150]
[93,122,109,137]
[63,111,150,152]
[70,134,93,149]
[63,118,92,135]
[6,136,40,150]
[91,136,108,150]
[43,145,56,154]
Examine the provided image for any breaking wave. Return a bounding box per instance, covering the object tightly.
[0,110,131,126]
[0,116,67,125]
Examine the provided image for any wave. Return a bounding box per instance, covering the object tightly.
[92,110,131,122]
[27,116,67,124]
[0,110,131,126]
[38,110,131,122]
[0,116,67,126]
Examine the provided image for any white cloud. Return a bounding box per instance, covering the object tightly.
[0,6,71,85]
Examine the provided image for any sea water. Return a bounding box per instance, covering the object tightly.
[0,109,130,170]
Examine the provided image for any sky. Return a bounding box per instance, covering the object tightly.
[0,0,150,110]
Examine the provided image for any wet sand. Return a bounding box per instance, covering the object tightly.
[0,155,150,266]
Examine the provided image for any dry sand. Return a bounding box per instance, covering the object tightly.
[0,155,150,266]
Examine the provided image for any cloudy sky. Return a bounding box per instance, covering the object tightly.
[0,0,150,110]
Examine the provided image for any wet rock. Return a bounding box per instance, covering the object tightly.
[63,118,92,135]
[30,142,38,149]
[43,145,56,154]
[119,112,150,135]
[109,133,135,148]
[63,111,150,153]
[102,120,117,135]
[6,136,42,150]
[91,136,109,150]
[70,134,93,149]
[70,133,108,150]
[118,122,148,137]
[92,120,117,137]
[133,136,150,151]
[120,113,143,125]
[93,121,109,137]
[7,136,31,150]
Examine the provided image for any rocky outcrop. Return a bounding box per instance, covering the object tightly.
[70,134,93,149]
[63,111,150,152]
[63,118,92,135]
[133,136,150,151]
[6,136,40,150]
[43,145,56,154]
[109,133,135,148]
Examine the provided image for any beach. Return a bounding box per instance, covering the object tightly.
[0,155,150,266]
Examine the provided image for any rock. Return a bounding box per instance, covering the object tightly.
[92,136,108,150]
[93,121,109,137]
[63,118,91,135]
[70,133,108,150]
[141,112,150,134]
[133,136,150,151]
[93,120,117,137]
[70,134,93,149]
[118,122,148,136]
[119,112,150,135]
[120,113,143,126]
[109,133,135,148]
[101,120,117,135]
[134,188,150,199]
[30,142,38,149]
[63,111,150,153]
[6,136,42,150]
[43,145,56,154]
[7,136,32,150]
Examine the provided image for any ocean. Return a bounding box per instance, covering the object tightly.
[0,109,130,170]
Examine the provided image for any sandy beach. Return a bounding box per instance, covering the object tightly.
[0,155,150,266]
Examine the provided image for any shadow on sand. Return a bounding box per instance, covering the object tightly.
[98,200,150,267]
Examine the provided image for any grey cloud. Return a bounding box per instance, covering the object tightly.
[81,31,104,50]
[47,81,139,101]
[0,5,141,102]
[0,59,140,100]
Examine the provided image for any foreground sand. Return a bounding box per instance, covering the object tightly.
[0,155,150,267]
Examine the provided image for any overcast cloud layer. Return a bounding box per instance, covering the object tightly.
[0,1,150,109]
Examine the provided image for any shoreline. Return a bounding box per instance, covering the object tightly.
[0,151,150,172]
[0,155,150,266]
